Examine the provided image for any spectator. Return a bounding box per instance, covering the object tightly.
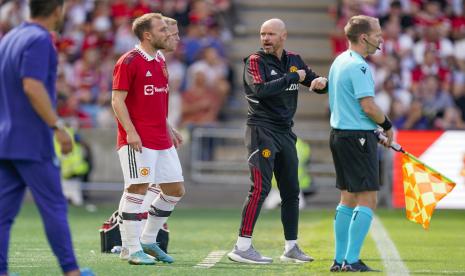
[166,49,187,127]
[69,46,110,126]
[434,105,465,129]
[187,46,229,93]
[413,25,454,64]
[375,76,412,116]
[394,99,430,129]
[0,0,28,37]
[419,75,454,114]
[114,16,139,55]
[0,0,236,129]
[333,0,465,131]
[410,48,451,94]
[181,70,222,126]
[379,0,415,31]
[414,0,450,37]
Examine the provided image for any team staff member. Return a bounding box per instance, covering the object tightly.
[328,15,393,272]
[112,13,184,265]
[0,0,93,275]
[227,18,328,264]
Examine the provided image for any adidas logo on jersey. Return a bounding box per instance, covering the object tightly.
[270,69,277,76]
[359,138,366,146]
[146,70,152,77]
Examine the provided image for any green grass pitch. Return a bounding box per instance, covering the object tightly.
[7,203,465,275]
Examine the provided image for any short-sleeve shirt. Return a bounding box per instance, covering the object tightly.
[328,50,377,130]
[0,22,58,161]
[112,46,172,150]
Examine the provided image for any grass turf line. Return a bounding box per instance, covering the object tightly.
[11,204,464,275]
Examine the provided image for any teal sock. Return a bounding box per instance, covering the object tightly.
[333,204,354,263]
[345,206,373,264]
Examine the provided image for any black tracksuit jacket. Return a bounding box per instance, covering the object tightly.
[243,49,327,131]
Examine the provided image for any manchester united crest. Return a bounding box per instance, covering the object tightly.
[262,149,271,158]
[140,167,150,177]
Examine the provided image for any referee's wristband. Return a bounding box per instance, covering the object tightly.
[378,116,392,131]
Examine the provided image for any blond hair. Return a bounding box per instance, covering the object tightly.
[163,16,177,26]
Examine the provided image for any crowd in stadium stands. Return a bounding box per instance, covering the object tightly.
[331,0,465,130]
[0,0,237,128]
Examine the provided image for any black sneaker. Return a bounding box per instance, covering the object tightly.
[330,260,342,272]
[342,259,380,272]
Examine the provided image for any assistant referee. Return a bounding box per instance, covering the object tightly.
[328,15,393,272]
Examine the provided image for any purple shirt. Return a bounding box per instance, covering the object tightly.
[0,22,58,161]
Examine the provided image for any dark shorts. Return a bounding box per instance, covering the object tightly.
[329,129,379,193]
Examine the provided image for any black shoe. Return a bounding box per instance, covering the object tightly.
[342,259,380,272]
[329,260,342,272]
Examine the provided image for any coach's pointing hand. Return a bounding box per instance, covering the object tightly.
[127,129,142,153]
[310,77,328,91]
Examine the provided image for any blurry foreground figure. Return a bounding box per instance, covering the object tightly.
[0,0,93,275]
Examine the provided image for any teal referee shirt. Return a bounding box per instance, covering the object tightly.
[328,50,377,130]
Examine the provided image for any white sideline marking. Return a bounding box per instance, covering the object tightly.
[370,215,410,276]
[194,250,227,268]
[414,270,465,274]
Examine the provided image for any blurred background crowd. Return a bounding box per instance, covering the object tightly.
[0,0,238,129]
[2,0,465,206]
[3,0,465,131]
[332,0,465,130]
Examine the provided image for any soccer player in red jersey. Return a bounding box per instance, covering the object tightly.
[111,13,185,265]
[135,15,182,256]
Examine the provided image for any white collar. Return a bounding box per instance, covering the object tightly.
[157,50,166,62]
[135,44,159,62]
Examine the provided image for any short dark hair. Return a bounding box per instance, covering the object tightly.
[344,15,378,43]
[132,13,163,41]
[29,0,64,18]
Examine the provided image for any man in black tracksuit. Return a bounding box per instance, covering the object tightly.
[227,18,328,264]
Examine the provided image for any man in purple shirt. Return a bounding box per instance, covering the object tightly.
[0,1,93,275]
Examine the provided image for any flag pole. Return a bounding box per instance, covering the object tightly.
[387,141,456,184]
[374,129,456,229]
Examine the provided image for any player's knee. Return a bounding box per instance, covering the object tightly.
[162,183,185,197]
[126,183,149,195]
[172,186,185,197]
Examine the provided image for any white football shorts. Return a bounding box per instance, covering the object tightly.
[117,145,184,187]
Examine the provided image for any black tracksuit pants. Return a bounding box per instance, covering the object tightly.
[238,124,300,240]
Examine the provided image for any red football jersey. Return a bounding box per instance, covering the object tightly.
[113,46,172,150]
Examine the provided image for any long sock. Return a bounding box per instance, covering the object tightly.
[140,194,181,244]
[122,192,145,255]
[345,206,373,264]
[142,185,161,211]
[285,240,297,253]
[118,192,127,249]
[236,236,252,251]
[334,204,355,263]
[138,185,161,236]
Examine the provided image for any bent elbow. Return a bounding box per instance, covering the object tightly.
[362,105,376,117]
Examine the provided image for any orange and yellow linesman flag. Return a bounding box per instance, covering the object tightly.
[402,152,456,229]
